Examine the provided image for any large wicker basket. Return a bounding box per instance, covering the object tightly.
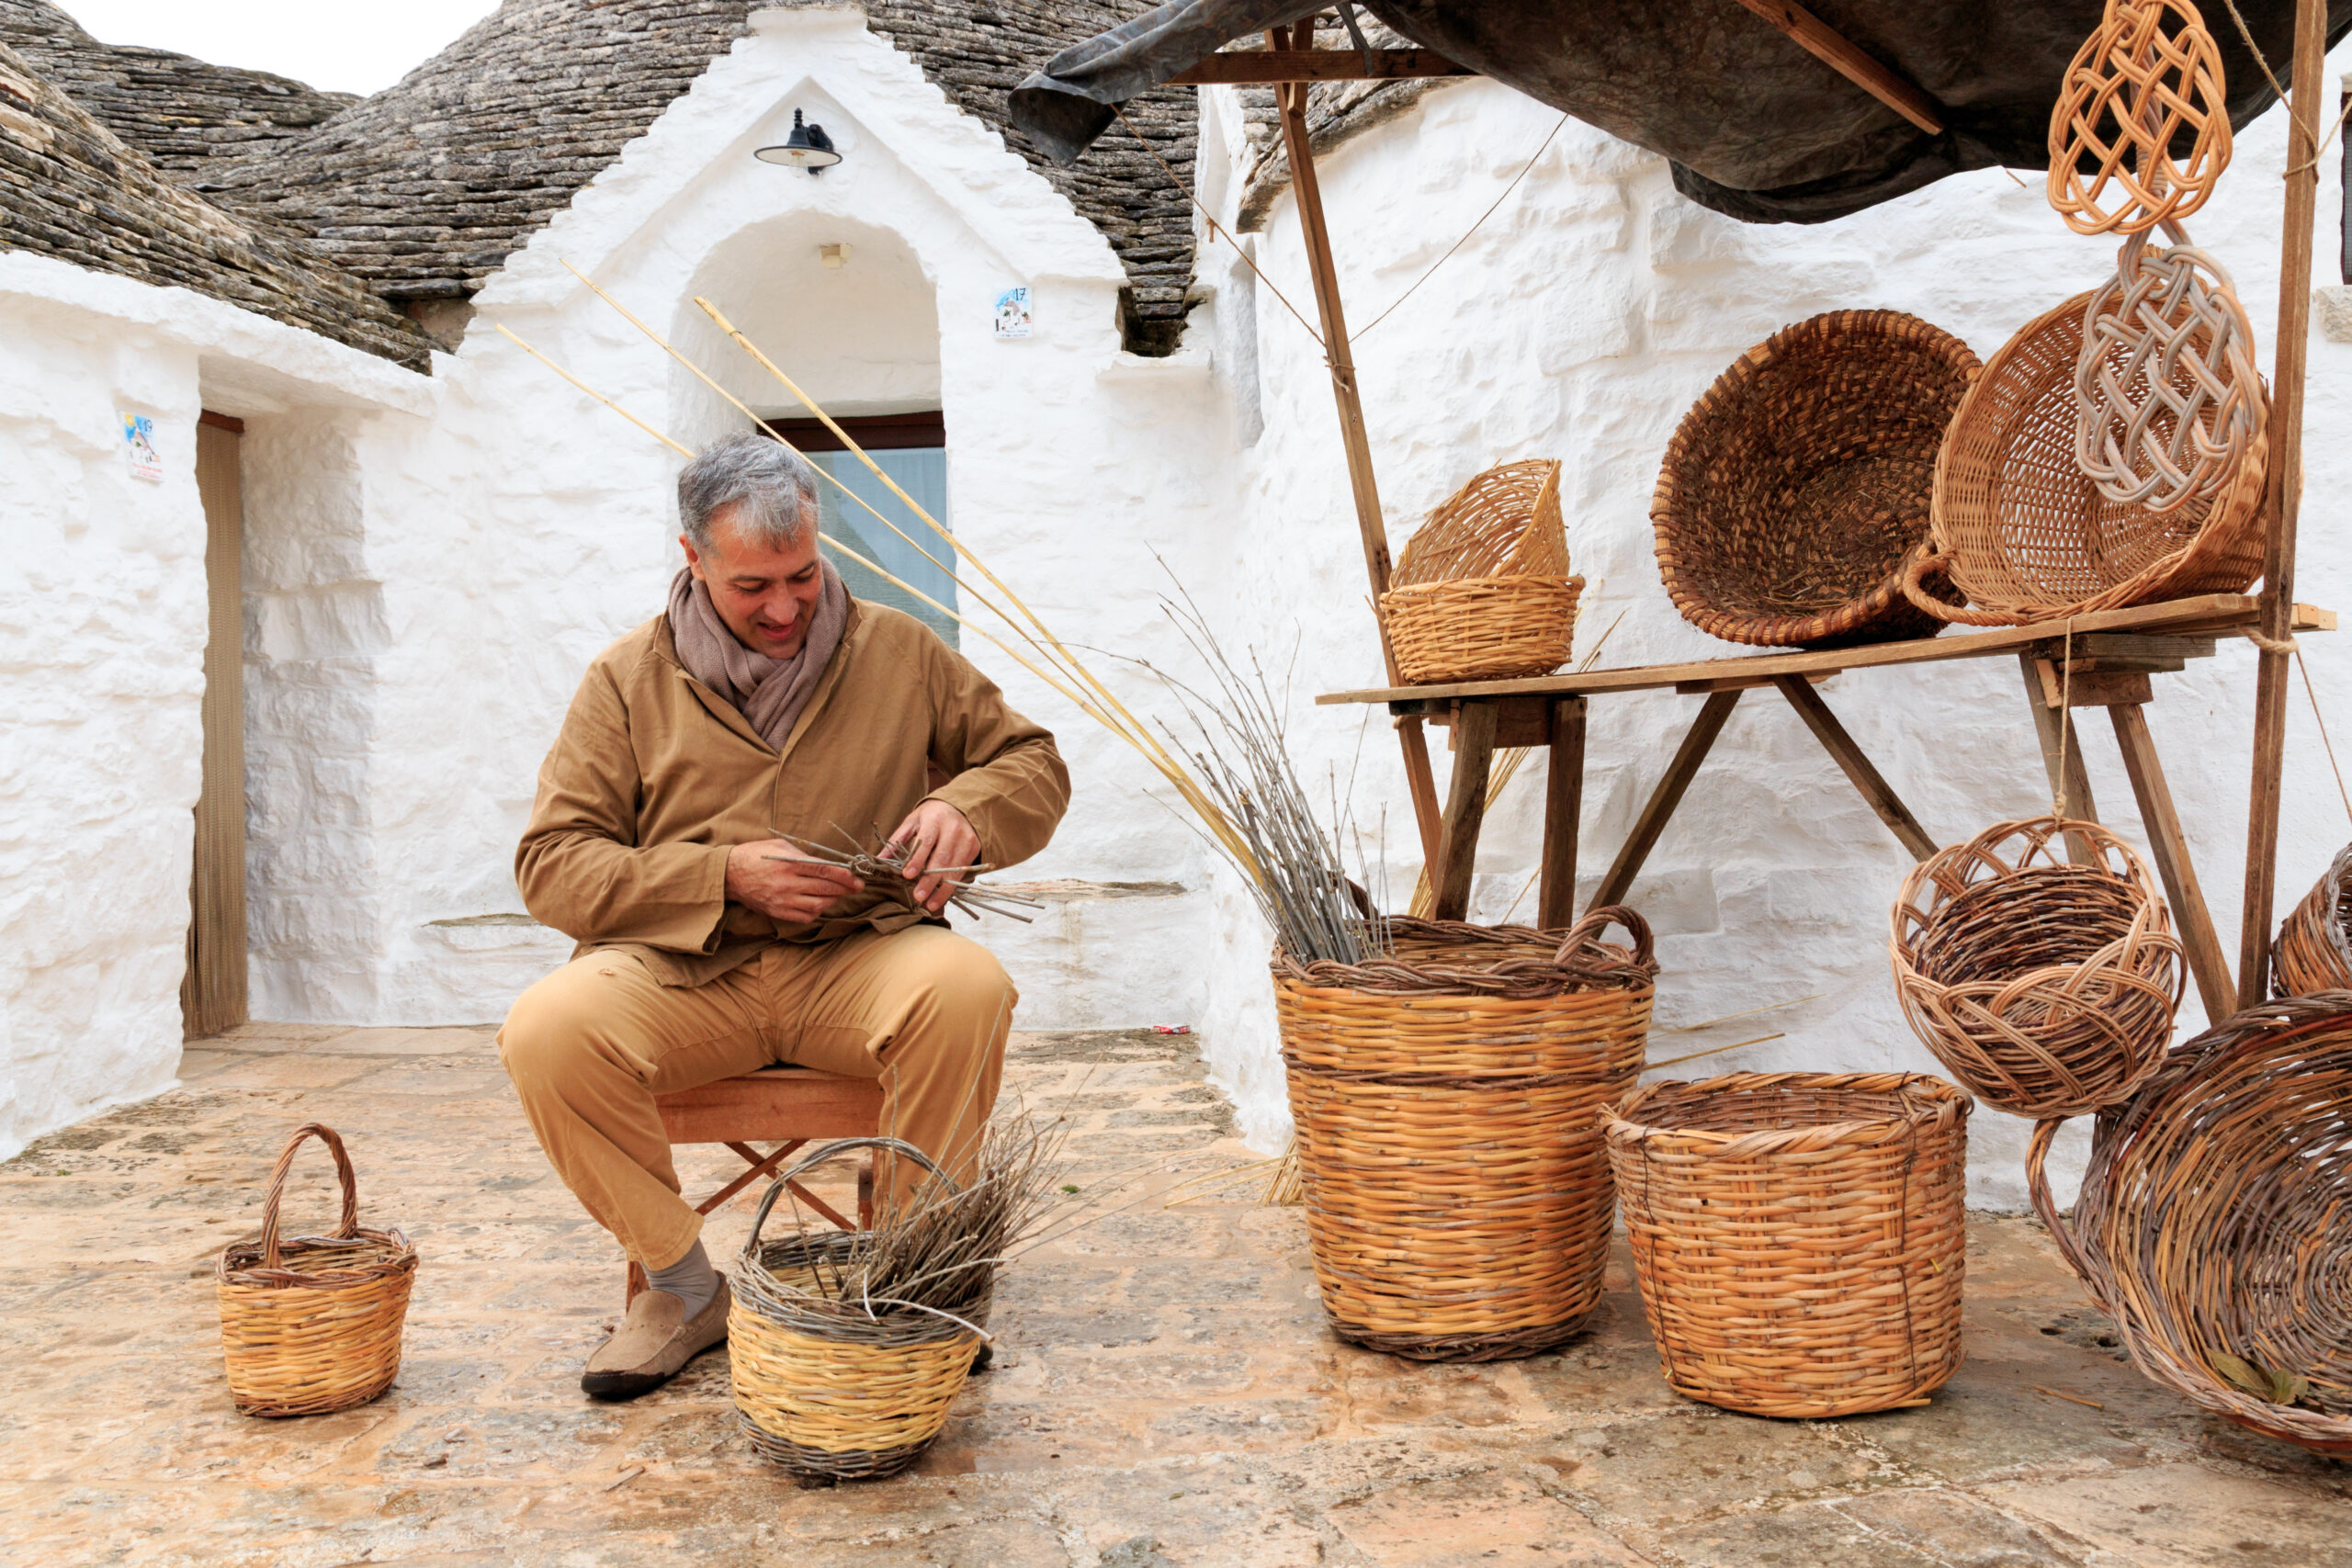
[2029,994,2352,1454]
[2275,842,2352,998]
[1274,908,1656,1360]
[1891,817,2184,1118]
[1606,1072,1970,1418]
[217,1123,418,1417]
[1651,310,1980,649]
[730,1138,985,1483]
[1380,459,1582,683]
[1907,290,2268,626]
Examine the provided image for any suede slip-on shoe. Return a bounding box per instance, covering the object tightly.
[582,1275,732,1401]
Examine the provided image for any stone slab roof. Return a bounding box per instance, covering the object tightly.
[0,38,430,369]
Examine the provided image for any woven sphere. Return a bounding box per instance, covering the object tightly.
[1652,310,1980,649]
[1892,817,2183,1118]
[2030,994,2352,1454]
[2276,843,2352,998]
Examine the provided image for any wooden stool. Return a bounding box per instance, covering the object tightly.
[625,1066,886,1303]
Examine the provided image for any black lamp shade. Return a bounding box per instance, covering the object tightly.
[756,109,842,173]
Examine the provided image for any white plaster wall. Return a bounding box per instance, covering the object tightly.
[1197,55,2352,1206]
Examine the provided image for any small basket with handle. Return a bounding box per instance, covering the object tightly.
[1380,458,1582,684]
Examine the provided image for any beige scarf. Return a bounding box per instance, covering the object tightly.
[666,559,851,752]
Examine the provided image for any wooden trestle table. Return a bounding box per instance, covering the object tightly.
[1317,593,2336,1021]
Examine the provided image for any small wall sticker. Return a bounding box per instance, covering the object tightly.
[993,287,1033,339]
[119,412,163,482]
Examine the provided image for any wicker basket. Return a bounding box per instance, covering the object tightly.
[1274,907,1656,1361]
[1381,459,1582,683]
[216,1123,418,1417]
[1907,290,2268,626]
[1651,310,1981,649]
[2275,842,2352,998]
[2029,994,2352,1454]
[1606,1072,1970,1418]
[730,1138,984,1482]
[1891,817,2184,1118]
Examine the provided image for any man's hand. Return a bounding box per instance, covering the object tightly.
[887,800,981,914]
[725,840,863,924]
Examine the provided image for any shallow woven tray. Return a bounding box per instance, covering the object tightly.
[2275,842,2352,998]
[1606,1071,1970,1418]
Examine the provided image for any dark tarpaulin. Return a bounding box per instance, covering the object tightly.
[1011,0,2352,223]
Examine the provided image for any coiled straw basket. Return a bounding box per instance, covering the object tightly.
[1274,907,1656,1360]
[1380,459,1582,684]
[216,1122,417,1417]
[2275,842,2352,998]
[2029,994,2352,1454]
[1606,1072,1970,1417]
[1891,817,2183,1118]
[1653,309,1980,648]
[730,1138,985,1482]
[1905,289,2268,626]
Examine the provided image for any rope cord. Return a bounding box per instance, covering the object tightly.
[2214,0,2349,175]
[1355,113,1571,340]
[2295,645,2352,828]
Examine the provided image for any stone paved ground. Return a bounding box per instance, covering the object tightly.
[1,1023,2347,1566]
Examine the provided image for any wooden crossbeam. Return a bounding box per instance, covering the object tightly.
[1726,0,1943,133]
[1593,690,1744,909]
[1431,701,1498,920]
[1770,676,1934,861]
[2109,705,2236,1022]
[1170,48,1473,85]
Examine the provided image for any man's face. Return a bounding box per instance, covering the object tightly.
[681,502,824,660]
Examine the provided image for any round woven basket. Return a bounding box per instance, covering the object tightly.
[730,1139,984,1482]
[2029,994,2352,1454]
[1381,459,1582,683]
[1891,817,2184,1118]
[1606,1072,1970,1418]
[217,1123,417,1417]
[1909,290,2268,626]
[1274,907,1656,1361]
[1651,310,1980,649]
[2275,842,2352,998]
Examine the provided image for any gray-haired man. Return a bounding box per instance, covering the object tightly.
[497,433,1069,1398]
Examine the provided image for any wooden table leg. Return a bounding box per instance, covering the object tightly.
[2109,704,2237,1021]
[1430,701,1498,921]
[2018,652,2101,864]
[1770,675,1936,861]
[1592,690,1743,910]
[1538,697,1587,930]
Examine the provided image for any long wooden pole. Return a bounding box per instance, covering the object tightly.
[1270,20,1445,870]
[2235,0,2330,1009]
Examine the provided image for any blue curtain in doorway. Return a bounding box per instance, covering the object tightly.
[810,448,957,649]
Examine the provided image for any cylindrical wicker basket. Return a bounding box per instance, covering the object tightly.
[1909,289,2268,626]
[1606,1072,1971,1418]
[2029,994,2352,1455]
[2275,842,2352,998]
[1381,459,1583,683]
[217,1123,418,1417]
[1891,817,2184,1118]
[1275,907,1656,1361]
[1651,310,1981,649]
[730,1138,984,1482]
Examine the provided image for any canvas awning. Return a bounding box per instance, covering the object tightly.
[1011,0,2352,223]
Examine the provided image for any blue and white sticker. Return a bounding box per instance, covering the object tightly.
[993,286,1033,339]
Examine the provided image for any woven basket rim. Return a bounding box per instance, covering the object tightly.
[1383,571,1585,601]
[1273,908,1657,998]
[220,1225,417,1288]
[1604,1070,1970,1155]
[1891,816,2168,968]
[2315,842,2352,965]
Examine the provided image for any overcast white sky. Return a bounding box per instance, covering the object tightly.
[53,0,502,96]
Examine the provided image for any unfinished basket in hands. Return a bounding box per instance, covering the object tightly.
[1606,1072,1970,1417]
[216,1123,418,1417]
[1380,458,1582,683]
[2276,843,2352,997]
[2029,995,2352,1454]
[1274,908,1656,1361]
[1908,289,2268,626]
[1892,817,2184,1118]
[1651,310,1980,649]
[730,1138,985,1482]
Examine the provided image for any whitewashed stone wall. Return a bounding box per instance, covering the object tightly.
[1193,51,2352,1206]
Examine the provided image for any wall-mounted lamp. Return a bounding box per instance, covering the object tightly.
[755,109,841,175]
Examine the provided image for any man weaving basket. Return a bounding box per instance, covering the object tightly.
[497,433,1069,1399]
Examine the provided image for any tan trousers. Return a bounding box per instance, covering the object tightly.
[496,927,1014,1270]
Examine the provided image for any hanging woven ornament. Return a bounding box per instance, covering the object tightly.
[2047,0,2232,237]
[2075,222,2267,513]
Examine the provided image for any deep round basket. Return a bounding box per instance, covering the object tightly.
[2030,994,2352,1454]
[1651,309,1980,649]
[1274,908,1656,1361]
[2275,842,2352,998]
[1605,1071,1970,1418]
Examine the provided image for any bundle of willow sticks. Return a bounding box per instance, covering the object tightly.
[769,830,1043,924]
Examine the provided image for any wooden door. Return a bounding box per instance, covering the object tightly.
[182,412,247,1036]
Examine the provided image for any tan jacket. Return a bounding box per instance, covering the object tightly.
[517,599,1069,987]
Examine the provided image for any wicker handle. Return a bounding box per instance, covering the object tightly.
[257,1122,362,1272]
[2023,1116,2099,1288]
[1896,546,2012,627]
[744,1135,954,1250]
[1556,904,1654,970]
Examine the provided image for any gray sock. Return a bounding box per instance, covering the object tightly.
[645,1238,718,1317]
